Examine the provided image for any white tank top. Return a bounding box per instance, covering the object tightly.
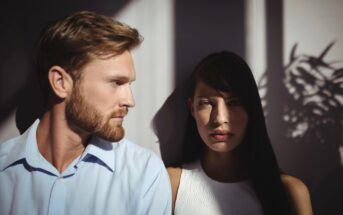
[174,161,264,215]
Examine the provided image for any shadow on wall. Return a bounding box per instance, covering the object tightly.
[259,42,343,214]
[152,79,190,167]
[0,0,130,133]
[153,0,246,166]
[315,165,343,215]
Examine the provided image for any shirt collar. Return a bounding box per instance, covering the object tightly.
[24,119,60,175]
[27,120,119,174]
[78,136,119,172]
[1,119,119,175]
[1,119,40,171]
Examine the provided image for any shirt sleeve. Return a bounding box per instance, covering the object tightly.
[140,157,172,215]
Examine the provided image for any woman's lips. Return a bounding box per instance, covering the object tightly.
[212,134,228,141]
[210,131,234,141]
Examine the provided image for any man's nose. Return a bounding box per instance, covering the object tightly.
[120,85,135,108]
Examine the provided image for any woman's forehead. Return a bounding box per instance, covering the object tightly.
[194,80,236,98]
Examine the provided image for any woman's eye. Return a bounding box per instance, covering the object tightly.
[198,100,212,106]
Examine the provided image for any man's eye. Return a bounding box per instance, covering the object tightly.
[112,80,124,86]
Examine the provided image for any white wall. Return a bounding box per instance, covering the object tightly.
[245,0,266,83]
[113,0,175,155]
[284,0,343,63]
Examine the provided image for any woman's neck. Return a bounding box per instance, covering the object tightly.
[201,148,247,183]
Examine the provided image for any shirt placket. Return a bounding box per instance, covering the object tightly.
[48,176,67,215]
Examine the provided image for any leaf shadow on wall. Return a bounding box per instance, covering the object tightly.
[259,42,343,214]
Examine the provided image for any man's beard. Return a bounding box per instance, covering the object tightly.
[65,85,127,142]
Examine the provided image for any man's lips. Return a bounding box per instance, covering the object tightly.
[110,109,128,122]
[110,114,127,122]
[112,114,126,118]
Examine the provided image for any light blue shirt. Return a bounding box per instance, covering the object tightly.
[0,120,171,215]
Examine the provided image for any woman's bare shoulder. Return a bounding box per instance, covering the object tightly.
[167,167,182,179]
[281,174,313,215]
[167,167,182,195]
[167,167,182,212]
[281,174,310,197]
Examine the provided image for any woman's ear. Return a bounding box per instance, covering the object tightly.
[188,98,195,118]
[48,66,73,99]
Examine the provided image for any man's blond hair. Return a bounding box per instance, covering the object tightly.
[36,10,143,102]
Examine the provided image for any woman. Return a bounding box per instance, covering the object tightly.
[167,51,312,215]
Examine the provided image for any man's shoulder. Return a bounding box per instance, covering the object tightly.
[115,139,170,196]
[117,138,157,159]
[115,138,165,172]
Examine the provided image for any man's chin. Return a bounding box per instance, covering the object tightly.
[109,118,124,125]
[106,135,125,142]
[96,127,125,142]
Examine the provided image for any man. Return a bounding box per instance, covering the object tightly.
[0,11,171,215]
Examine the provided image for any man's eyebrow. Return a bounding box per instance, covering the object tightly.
[106,75,135,82]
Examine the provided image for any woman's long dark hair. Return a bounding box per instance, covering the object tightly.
[181,51,293,215]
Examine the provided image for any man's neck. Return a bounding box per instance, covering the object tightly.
[36,106,90,173]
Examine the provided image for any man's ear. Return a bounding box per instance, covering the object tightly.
[188,98,195,118]
[48,66,73,99]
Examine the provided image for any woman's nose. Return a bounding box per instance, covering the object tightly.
[212,101,229,125]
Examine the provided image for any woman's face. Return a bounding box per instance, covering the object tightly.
[190,80,248,154]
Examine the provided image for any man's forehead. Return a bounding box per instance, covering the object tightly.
[80,51,135,77]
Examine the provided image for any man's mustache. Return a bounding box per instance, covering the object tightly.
[110,108,128,118]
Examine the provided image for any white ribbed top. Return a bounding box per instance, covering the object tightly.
[174,161,264,215]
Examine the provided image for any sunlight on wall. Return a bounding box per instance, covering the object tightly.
[114,0,175,155]
[245,0,266,84]
[284,0,343,63]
